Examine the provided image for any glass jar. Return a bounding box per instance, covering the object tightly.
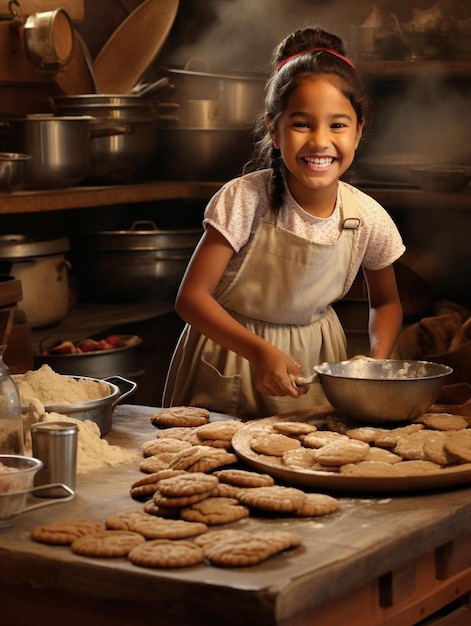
[0,345,23,455]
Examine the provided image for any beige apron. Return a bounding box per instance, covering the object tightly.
[163,183,361,418]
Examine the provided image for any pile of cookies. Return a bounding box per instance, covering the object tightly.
[30,406,342,570]
[240,410,471,477]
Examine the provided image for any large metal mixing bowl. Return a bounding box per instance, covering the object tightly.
[312,359,453,424]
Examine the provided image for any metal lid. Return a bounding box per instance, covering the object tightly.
[0,235,70,259]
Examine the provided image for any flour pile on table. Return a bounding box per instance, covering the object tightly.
[22,399,138,473]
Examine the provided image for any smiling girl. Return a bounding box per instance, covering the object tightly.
[163,27,405,418]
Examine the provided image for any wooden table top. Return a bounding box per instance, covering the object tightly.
[1,404,471,626]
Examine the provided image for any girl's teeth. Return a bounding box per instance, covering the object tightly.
[305,157,333,168]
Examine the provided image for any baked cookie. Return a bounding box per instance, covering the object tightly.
[131,517,207,540]
[282,447,318,469]
[194,529,252,549]
[394,430,433,461]
[212,482,240,499]
[340,460,397,477]
[302,431,348,449]
[196,421,243,442]
[139,452,179,474]
[254,530,303,555]
[105,510,150,530]
[203,531,301,567]
[237,485,306,513]
[374,424,425,449]
[294,493,340,517]
[70,530,145,557]
[420,413,469,431]
[314,439,370,467]
[157,472,219,497]
[444,430,471,463]
[364,446,403,464]
[390,460,441,475]
[345,426,389,444]
[130,469,187,500]
[272,421,317,436]
[128,539,205,569]
[169,446,238,473]
[180,497,250,525]
[31,519,105,545]
[143,499,179,518]
[151,406,210,428]
[142,438,192,456]
[251,433,301,457]
[423,431,454,466]
[212,469,275,488]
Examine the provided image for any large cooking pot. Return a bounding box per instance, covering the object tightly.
[0,115,129,188]
[154,126,254,181]
[0,235,70,329]
[297,359,453,424]
[52,93,156,120]
[71,221,202,304]
[86,116,156,184]
[163,63,266,126]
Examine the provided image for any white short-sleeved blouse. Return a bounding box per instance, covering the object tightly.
[203,170,405,297]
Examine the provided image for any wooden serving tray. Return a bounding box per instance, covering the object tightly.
[232,409,471,494]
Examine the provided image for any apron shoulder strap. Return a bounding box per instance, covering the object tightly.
[339,182,361,230]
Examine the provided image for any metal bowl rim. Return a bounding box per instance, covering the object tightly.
[313,359,453,381]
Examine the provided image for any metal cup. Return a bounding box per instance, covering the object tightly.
[31,421,78,498]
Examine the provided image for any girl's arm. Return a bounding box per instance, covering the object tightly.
[363,265,403,359]
[175,225,303,397]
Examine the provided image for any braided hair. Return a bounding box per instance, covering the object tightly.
[244,27,371,213]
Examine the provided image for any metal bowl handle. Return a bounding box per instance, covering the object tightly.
[104,375,137,406]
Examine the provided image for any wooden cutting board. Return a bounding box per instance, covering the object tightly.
[93,0,179,94]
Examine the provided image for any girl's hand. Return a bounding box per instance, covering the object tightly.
[253,345,307,397]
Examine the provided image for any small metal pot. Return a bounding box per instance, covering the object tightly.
[0,153,31,191]
[71,221,202,303]
[154,126,254,181]
[0,115,129,188]
[86,116,157,184]
[163,64,266,126]
[36,375,137,435]
[0,235,70,329]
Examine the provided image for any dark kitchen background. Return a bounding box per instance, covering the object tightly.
[0,0,469,403]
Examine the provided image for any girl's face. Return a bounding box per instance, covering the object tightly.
[269,75,363,214]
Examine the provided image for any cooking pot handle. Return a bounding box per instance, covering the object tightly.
[184,57,210,72]
[105,375,137,406]
[90,123,132,139]
[130,220,159,231]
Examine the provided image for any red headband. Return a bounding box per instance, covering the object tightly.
[276,47,355,72]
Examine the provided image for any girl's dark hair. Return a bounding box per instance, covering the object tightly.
[244,27,371,212]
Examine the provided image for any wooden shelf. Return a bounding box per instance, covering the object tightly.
[0,180,223,214]
[358,59,471,80]
[358,186,471,211]
[1,180,469,215]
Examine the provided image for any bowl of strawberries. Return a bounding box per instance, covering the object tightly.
[34,333,142,379]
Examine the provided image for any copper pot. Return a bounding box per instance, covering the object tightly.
[23,8,74,71]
